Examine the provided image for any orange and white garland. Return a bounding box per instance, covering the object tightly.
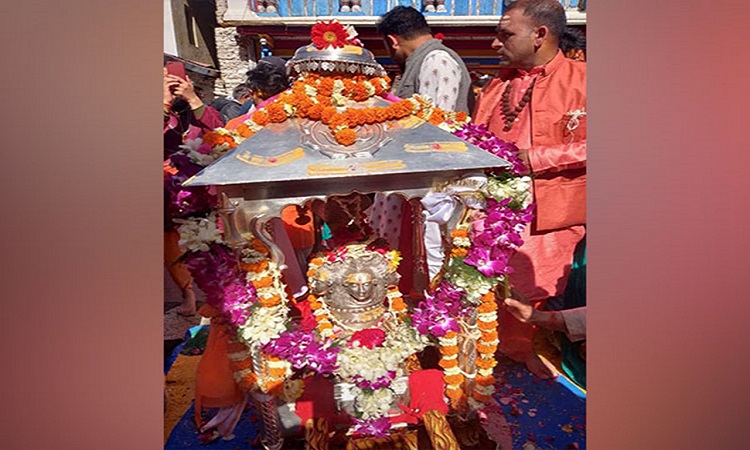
[438,330,463,409]
[226,238,293,396]
[473,292,499,404]
[196,73,469,154]
[437,225,501,410]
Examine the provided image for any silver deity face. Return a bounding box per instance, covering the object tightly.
[309,244,400,330]
[343,270,376,303]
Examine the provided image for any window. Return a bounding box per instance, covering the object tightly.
[184,5,200,47]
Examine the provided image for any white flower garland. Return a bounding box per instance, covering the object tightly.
[174,211,224,253]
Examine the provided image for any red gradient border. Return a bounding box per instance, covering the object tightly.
[1,0,163,448]
[588,0,750,448]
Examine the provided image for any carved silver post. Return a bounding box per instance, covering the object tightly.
[249,215,286,271]
[218,193,246,248]
[257,395,283,450]
[409,197,429,295]
[457,308,478,420]
[249,345,284,450]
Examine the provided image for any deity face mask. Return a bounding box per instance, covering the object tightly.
[309,244,400,330]
[343,270,376,303]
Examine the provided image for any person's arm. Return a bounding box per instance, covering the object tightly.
[417,50,462,111]
[560,308,586,342]
[194,104,224,130]
[503,298,569,332]
[527,69,587,174]
[168,74,203,111]
[527,140,586,174]
[167,74,224,129]
[503,298,587,343]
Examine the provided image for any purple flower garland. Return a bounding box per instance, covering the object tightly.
[453,123,527,175]
[351,417,392,438]
[261,327,340,376]
[411,124,535,340]
[166,154,257,326]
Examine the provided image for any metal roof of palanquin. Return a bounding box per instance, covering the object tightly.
[183,96,510,200]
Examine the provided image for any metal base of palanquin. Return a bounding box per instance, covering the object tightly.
[256,395,285,450]
[218,189,485,450]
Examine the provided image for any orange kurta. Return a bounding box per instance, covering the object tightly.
[473,51,586,359]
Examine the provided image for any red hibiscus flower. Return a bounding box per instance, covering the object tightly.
[349,328,387,349]
[311,20,349,49]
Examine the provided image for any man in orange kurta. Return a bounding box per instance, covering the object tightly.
[473,0,586,378]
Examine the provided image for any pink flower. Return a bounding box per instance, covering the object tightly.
[349,328,387,349]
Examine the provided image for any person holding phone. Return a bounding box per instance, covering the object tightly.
[163,62,223,158]
[163,62,223,316]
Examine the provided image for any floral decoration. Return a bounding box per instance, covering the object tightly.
[311,20,358,49]
[162,19,537,441]
[260,245,428,436]
[190,71,468,148]
[407,124,536,410]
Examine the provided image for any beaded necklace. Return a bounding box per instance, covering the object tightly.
[500,77,537,132]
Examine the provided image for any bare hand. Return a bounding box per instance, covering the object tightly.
[517,148,531,172]
[503,297,535,323]
[163,68,177,107]
[165,74,202,109]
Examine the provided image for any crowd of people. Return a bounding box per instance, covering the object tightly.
[164,0,586,399]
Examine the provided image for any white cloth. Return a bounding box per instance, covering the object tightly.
[420,174,488,282]
[424,220,444,282]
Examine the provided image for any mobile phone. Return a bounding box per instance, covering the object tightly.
[166,61,186,80]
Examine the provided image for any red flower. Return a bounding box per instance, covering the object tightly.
[349,328,387,349]
[311,20,349,49]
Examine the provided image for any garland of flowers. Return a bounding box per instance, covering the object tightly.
[473,291,499,404]
[261,245,427,438]
[168,127,293,396]
[234,238,292,395]
[409,124,536,411]
[188,74,469,157]
[236,74,469,146]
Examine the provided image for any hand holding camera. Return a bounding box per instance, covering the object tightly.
[163,62,203,111]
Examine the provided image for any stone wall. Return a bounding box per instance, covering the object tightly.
[213,0,258,97]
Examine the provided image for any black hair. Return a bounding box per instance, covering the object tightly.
[505,0,567,40]
[559,26,586,54]
[376,6,431,40]
[245,61,289,100]
[232,83,252,101]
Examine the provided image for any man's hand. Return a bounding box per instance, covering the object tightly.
[503,297,535,323]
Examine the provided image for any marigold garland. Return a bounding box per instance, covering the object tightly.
[224,238,292,394]
[472,291,499,401]
[334,128,357,146]
[208,73,468,147]
[437,330,465,409]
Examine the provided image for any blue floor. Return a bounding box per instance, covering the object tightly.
[492,357,586,449]
[166,356,585,449]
